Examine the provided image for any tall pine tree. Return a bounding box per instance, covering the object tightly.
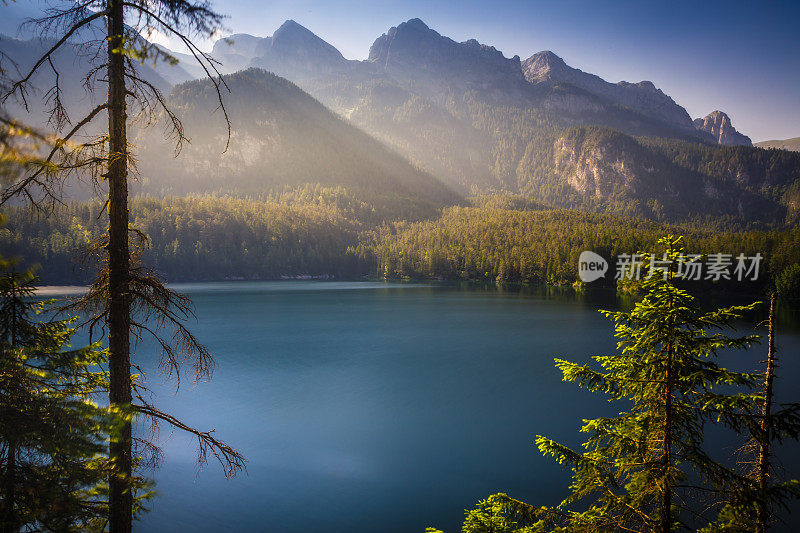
[1,1,245,530]
[447,236,779,533]
[534,236,762,531]
[0,265,133,531]
[705,292,800,532]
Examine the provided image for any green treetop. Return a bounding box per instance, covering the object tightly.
[447,236,790,533]
[535,236,764,532]
[0,266,130,532]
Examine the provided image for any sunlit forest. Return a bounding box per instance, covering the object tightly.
[4,194,800,294]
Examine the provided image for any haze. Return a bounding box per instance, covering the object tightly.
[195,0,799,142]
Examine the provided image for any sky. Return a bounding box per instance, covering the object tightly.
[186,0,799,142]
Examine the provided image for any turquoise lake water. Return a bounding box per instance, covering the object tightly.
[74,281,799,532]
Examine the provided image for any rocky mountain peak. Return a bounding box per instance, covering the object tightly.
[209,21,347,76]
[267,19,344,61]
[693,111,752,146]
[522,50,569,81]
[272,19,315,43]
[403,18,430,31]
[367,18,524,99]
[522,51,693,130]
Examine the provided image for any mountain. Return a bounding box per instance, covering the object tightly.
[206,19,728,194]
[134,68,459,220]
[0,2,195,88]
[210,33,267,73]
[367,18,528,104]
[255,20,347,72]
[755,136,800,152]
[202,19,757,194]
[212,21,356,79]
[542,126,796,224]
[362,19,709,136]
[5,7,796,228]
[206,19,712,135]
[522,51,695,132]
[693,110,752,146]
[153,45,204,84]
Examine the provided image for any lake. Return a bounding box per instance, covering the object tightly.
[83,281,798,532]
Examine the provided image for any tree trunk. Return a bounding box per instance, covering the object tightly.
[2,282,20,533]
[756,292,777,533]
[660,335,673,533]
[1,440,16,533]
[107,0,132,531]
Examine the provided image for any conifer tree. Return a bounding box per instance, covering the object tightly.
[446,236,768,533]
[532,236,763,532]
[1,1,244,530]
[0,265,131,531]
[705,292,800,532]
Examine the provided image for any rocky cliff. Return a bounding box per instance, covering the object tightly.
[693,110,752,146]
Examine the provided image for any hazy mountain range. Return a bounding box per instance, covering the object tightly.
[2,11,799,227]
[755,137,800,152]
[204,19,750,143]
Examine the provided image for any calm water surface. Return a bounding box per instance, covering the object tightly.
[83,281,799,532]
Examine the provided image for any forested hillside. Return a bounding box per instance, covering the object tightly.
[133,69,459,221]
[3,194,798,290]
[1,191,369,283]
[513,126,800,225]
[369,205,800,287]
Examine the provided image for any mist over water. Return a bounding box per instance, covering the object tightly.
[91,282,800,532]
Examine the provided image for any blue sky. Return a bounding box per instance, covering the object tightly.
[202,0,800,142]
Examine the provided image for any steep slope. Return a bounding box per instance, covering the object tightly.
[209,21,497,191]
[518,126,799,225]
[755,137,800,151]
[210,33,266,73]
[254,20,348,73]
[693,111,752,146]
[203,19,742,196]
[522,51,696,132]
[212,21,360,80]
[134,68,459,220]
[153,45,204,83]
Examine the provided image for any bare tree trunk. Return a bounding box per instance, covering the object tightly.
[756,292,777,533]
[107,0,132,531]
[660,336,673,533]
